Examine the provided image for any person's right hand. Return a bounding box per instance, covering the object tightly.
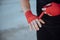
[25,10,45,31]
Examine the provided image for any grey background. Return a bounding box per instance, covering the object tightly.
[0,0,37,40]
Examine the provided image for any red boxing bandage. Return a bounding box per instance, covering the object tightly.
[25,10,37,23]
[39,12,44,19]
[44,2,60,16]
[58,4,60,7]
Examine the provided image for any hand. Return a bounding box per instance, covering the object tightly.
[25,10,45,31]
[29,19,41,31]
[42,2,60,16]
[29,18,45,31]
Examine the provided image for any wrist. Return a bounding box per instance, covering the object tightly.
[24,9,31,13]
[25,10,33,18]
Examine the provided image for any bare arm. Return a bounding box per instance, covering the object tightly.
[20,0,45,31]
[20,0,30,12]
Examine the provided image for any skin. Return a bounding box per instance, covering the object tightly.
[20,0,51,31]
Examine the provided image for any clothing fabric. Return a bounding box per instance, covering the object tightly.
[37,0,60,40]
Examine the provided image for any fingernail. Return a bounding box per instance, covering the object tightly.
[43,22,45,24]
[40,26,42,28]
[42,8,46,11]
[37,28,39,30]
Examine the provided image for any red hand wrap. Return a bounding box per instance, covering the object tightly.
[39,12,44,19]
[25,10,37,23]
[44,2,60,16]
[58,4,60,7]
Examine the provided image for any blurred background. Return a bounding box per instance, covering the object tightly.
[0,0,37,40]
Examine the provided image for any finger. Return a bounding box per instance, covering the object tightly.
[42,8,46,11]
[35,19,42,28]
[44,12,52,16]
[33,20,39,30]
[47,13,52,16]
[28,24,32,31]
[45,3,51,6]
[39,19,45,24]
[31,21,36,30]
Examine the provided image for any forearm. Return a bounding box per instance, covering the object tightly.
[20,0,45,31]
[20,0,31,13]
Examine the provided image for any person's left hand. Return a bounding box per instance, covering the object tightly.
[42,2,60,16]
